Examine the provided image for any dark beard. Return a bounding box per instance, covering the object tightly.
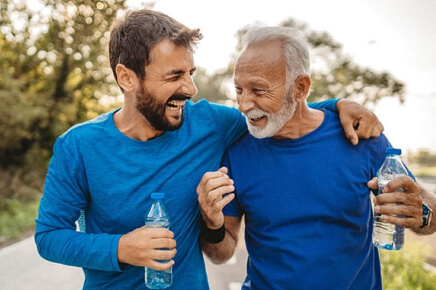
[135,85,186,131]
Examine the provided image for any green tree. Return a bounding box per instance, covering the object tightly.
[409,150,436,167]
[0,0,141,244]
[193,67,234,103]
[195,18,405,106]
[0,0,130,173]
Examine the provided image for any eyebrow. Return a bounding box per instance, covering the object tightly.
[167,67,197,76]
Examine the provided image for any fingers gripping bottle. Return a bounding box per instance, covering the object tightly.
[372,148,408,251]
[145,192,172,289]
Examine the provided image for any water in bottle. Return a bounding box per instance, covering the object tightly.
[145,192,172,289]
[372,147,408,250]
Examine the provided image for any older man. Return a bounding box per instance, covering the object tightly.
[198,26,435,289]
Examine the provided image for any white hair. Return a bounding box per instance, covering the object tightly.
[241,26,311,90]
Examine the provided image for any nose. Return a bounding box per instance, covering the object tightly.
[180,75,198,97]
[237,92,255,114]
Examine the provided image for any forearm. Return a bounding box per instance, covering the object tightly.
[200,229,238,264]
[412,185,436,235]
[200,215,241,264]
[35,225,123,271]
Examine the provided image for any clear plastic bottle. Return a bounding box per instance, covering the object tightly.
[145,192,172,289]
[372,148,408,250]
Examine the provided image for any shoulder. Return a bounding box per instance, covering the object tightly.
[226,132,254,154]
[185,100,245,132]
[58,110,116,144]
[186,99,240,117]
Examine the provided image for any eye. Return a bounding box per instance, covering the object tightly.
[253,88,266,96]
[235,87,242,95]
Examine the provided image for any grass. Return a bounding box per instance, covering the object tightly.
[410,166,436,178]
[379,239,436,289]
[0,198,40,248]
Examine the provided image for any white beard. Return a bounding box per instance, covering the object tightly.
[244,96,297,139]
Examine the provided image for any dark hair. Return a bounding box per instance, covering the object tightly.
[109,9,203,87]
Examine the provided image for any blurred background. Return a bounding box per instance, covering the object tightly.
[1,0,435,289]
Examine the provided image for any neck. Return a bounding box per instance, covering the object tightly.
[113,106,164,141]
[273,101,324,139]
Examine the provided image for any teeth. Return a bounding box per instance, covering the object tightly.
[246,113,265,121]
[167,100,185,111]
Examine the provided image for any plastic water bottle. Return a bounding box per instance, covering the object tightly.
[373,148,408,250]
[145,192,172,289]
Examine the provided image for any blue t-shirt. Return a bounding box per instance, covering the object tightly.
[35,100,246,289]
[223,109,397,290]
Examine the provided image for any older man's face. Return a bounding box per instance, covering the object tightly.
[234,40,296,138]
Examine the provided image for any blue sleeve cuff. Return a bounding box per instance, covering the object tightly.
[110,234,129,272]
[308,99,339,113]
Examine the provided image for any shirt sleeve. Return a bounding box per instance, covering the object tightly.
[210,102,247,148]
[34,136,124,272]
[308,99,338,112]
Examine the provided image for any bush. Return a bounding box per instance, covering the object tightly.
[0,167,43,247]
[0,168,43,205]
[379,241,436,289]
[0,198,40,247]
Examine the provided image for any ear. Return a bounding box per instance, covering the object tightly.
[116,64,137,93]
[293,75,311,102]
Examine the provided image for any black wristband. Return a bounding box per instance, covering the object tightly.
[200,219,225,244]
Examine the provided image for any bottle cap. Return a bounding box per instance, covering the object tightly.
[386,147,401,155]
[150,192,165,200]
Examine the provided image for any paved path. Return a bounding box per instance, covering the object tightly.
[0,236,83,290]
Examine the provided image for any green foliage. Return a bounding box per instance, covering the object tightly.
[197,18,405,106]
[0,198,40,247]
[0,0,127,174]
[414,168,436,178]
[407,150,436,177]
[379,242,436,289]
[0,169,42,205]
[409,150,436,168]
[193,67,234,104]
[280,19,405,105]
[0,169,43,246]
[0,1,132,241]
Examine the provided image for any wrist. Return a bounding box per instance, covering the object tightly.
[117,235,128,264]
[419,202,433,229]
[200,219,225,244]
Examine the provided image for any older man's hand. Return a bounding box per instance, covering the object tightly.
[368,175,423,228]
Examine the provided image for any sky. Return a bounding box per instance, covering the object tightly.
[127,0,436,154]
